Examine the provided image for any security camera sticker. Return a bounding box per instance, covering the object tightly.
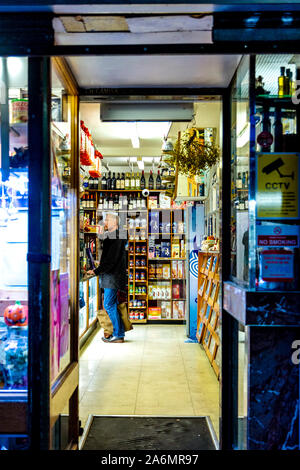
[257,153,299,219]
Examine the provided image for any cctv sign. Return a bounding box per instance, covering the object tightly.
[256,153,299,219]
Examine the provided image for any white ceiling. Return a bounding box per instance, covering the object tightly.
[66,54,240,88]
[79,101,222,171]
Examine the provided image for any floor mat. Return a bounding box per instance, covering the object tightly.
[82,416,216,450]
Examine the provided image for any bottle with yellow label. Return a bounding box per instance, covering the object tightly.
[278,66,285,97]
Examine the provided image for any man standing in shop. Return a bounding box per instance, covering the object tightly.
[87,212,127,343]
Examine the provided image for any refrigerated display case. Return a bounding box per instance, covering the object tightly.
[0,57,29,394]
[0,56,29,446]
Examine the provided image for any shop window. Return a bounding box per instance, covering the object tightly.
[0,57,28,394]
[254,54,300,291]
[230,56,250,286]
[50,67,72,384]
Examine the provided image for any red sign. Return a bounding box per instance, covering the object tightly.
[261,249,293,281]
[258,235,298,247]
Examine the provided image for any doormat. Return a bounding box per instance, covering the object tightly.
[82,416,215,450]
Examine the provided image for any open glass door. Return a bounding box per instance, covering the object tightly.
[49,58,79,449]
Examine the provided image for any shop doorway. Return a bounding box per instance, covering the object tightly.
[76,93,223,450]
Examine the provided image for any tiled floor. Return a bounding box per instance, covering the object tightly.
[79,324,220,440]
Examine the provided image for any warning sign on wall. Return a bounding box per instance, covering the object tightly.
[256,153,299,219]
[261,250,294,281]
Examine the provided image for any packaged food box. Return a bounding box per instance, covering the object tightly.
[161,301,171,319]
[172,282,180,299]
[172,260,178,278]
[180,240,186,258]
[149,265,156,279]
[148,307,161,319]
[149,212,159,234]
[177,261,184,279]
[148,197,158,209]
[172,241,180,258]
[162,264,170,278]
[161,241,171,258]
[11,99,28,123]
[159,193,171,208]
[156,263,163,278]
[177,301,185,319]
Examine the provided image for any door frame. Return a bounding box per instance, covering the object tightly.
[2,31,297,449]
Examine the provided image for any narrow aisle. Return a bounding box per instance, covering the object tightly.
[79,325,219,437]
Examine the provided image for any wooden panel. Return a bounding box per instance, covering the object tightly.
[0,402,27,434]
[50,362,79,429]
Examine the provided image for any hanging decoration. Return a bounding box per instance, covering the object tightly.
[80,120,103,177]
[167,128,220,178]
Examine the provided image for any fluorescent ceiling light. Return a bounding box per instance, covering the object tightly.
[7,57,23,76]
[131,135,140,148]
[129,122,140,148]
[137,160,144,170]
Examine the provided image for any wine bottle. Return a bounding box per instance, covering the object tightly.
[123,193,128,210]
[135,172,140,189]
[101,173,107,190]
[131,172,136,190]
[285,68,291,96]
[121,173,125,190]
[98,193,103,210]
[245,171,249,189]
[137,193,141,209]
[119,193,123,210]
[156,170,161,190]
[114,193,119,210]
[108,193,114,209]
[103,194,109,210]
[125,172,130,190]
[140,170,146,190]
[236,172,242,189]
[107,171,112,190]
[128,193,133,210]
[111,172,116,190]
[116,173,121,189]
[278,66,285,97]
[148,170,154,190]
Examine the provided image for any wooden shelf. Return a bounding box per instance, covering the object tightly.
[148,258,186,261]
[197,251,220,380]
[129,307,147,309]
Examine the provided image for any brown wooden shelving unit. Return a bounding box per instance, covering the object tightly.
[197,251,220,379]
[80,187,187,323]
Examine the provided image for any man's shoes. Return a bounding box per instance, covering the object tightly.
[102,335,124,343]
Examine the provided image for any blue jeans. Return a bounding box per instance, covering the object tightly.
[103,288,125,338]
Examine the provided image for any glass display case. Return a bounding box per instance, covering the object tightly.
[78,275,99,340]
[254,54,300,292]
[79,279,88,337]
[230,56,250,287]
[0,57,29,394]
[88,275,98,324]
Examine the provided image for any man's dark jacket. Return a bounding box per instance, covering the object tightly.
[94,230,127,290]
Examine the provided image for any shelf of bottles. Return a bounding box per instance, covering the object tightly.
[79,169,187,323]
